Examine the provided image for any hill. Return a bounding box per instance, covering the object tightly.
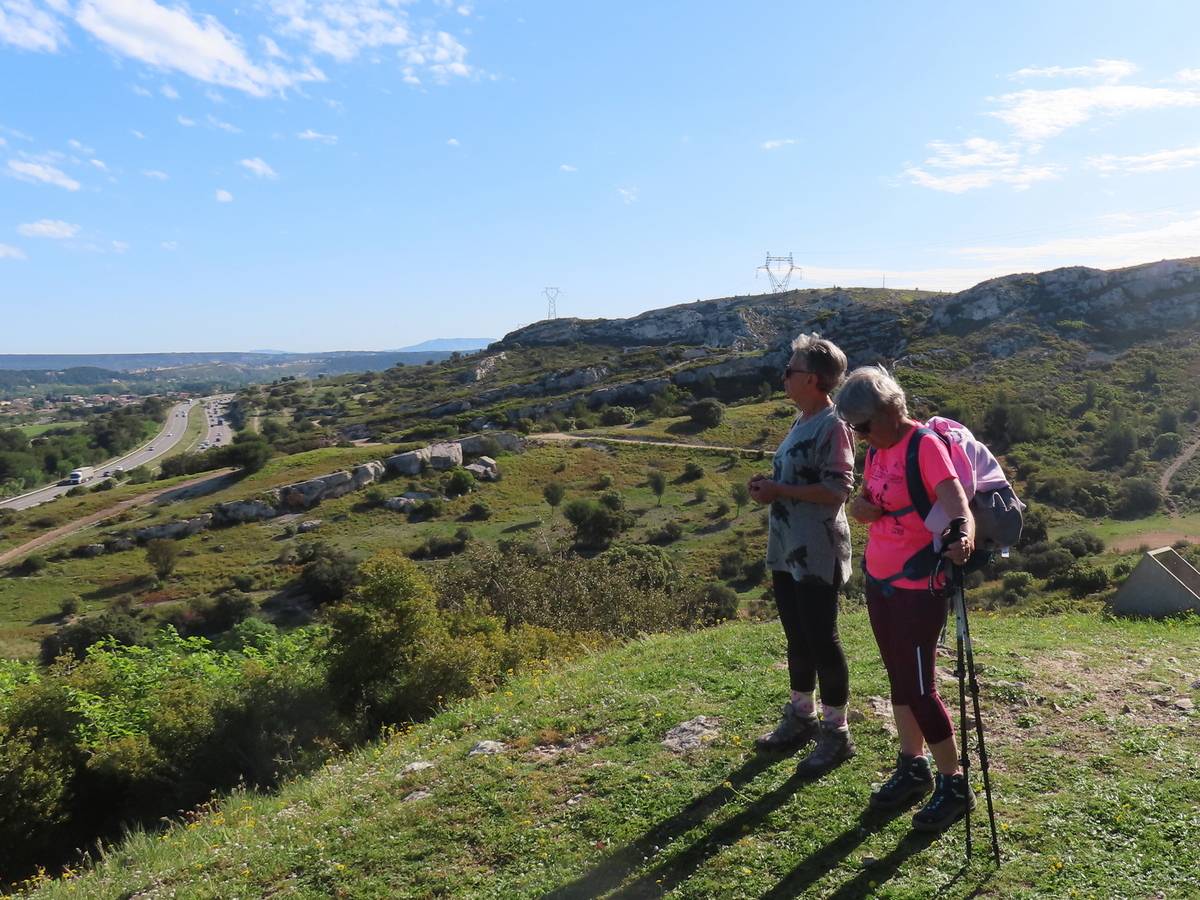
[19,611,1199,898]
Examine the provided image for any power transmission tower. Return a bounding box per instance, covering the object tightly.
[756,252,801,293]
[544,286,561,320]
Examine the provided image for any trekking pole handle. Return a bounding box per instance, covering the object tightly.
[944,516,967,548]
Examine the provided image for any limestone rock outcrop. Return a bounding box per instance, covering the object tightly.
[213,499,278,525]
[386,447,431,475]
[428,442,463,470]
[135,514,213,543]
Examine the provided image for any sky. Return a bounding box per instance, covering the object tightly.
[2,0,1200,353]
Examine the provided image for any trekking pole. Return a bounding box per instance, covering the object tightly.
[950,557,973,862]
[945,517,1002,865]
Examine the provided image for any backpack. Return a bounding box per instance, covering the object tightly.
[865,417,1025,586]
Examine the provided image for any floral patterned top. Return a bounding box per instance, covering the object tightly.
[765,405,855,586]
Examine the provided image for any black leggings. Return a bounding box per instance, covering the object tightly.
[772,570,850,707]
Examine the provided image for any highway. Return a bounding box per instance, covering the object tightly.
[0,395,231,512]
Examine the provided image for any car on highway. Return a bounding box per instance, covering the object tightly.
[147,445,155,451]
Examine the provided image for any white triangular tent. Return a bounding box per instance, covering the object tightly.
[1110,547,1200,617]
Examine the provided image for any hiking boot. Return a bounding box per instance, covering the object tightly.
[755,703,820,753]
[912,772,975,832]
[868,753,934,811]
[795,722,855,778]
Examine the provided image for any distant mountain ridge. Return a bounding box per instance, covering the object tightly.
[394,338,495,352]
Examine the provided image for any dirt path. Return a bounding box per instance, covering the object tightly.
[1159,432,1200,516]
[0,469,237,568]
[529,432,758,455]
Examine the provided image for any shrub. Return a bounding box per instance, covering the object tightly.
[689,398,725,429]
[15,554,47,576]
[1001,571,1036,605]
[649,521,683,544]
[408,498,444,521]
[466,500,492,521]
[1056,531,1105,559]
[364,486,387,508]
[694,486,709,503]
[300,548,360,604]
[698,583,739,624]
[1116,478,1160,518]
[542,481,566,510]
[599,490,625,512]
[596,473,614,490]
[167,592,255,637]
[562,499,630,550]
[1049,563,1110,597]
[410,529,472,560]
[39,611,147,663]
[718,549,747,580]
[1022,544,1075,579]
[145,539,180,579]
[600,406,636,426]
[714,499,731,517]
[59,596,81,617]
[443,467,476,498]
[682,461,704,481]
[231,573,255,592]
[1152,432,1182,460]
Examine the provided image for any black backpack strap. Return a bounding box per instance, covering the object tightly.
[905,426,951,522]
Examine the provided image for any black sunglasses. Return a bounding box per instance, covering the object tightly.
[848,419,872,435]
[782,366,812,380]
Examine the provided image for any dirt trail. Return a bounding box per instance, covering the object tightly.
[1159,432,1200,516]
[529,432,757,454]
[0,469,237,568]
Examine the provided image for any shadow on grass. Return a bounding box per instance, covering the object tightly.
[694,520,731,535]
[82,578,146,601]
[155,471,241,504]
[501,520,540,534]
[544,753,795,899]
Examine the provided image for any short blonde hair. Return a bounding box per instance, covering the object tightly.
[835,365,909,424]
[789,334,848,394]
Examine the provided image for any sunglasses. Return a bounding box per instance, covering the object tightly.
[782,366,812,380]
[848,419,872,435]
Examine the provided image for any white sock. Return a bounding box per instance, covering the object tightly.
[822,703,849,732]
[790,691,815,718]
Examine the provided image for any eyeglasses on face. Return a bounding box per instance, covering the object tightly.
[782,366,812,380]
[848,419,872,435]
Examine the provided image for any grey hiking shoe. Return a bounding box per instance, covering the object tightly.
[795,722,855,778]
[912,772,975,832]
[755,703,820,753]
[869,753,934,811]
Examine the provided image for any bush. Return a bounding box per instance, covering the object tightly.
[166,592,255,637]
[596,473,614,490]
[689,398,725,429]
[600,406,636,426]
[1116,478,1161,518]
[466,500,492,521]
[364,486,387,508]
[562,498,631,550]
[59,596,81,617]
[1022,544,1075,579]
[231,573,255,592]
[542,481,566,510]
[698,583,739,624]
[718,549,747,580]
[145,539,180,579]
[649,521,683,544]
[15,554,47,576]
[682,461,704,481]
[40,610,147,663]
[1001,571,1036,605]
[1049,563,1110,597]
[410,529,472,560]
[1152,432,1183,460]
[408,497,444,521]
[694,486,709,503]
[300,548,360,604]
[444,467,476,498]
[714,499,731,517]
[1056,531,1105,559]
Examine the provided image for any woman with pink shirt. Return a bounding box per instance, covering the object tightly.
[836,366,976,833]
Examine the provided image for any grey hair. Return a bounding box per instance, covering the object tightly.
[789,333,848,394]
[835,365,909,424]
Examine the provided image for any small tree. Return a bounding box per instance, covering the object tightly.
[689,398,725,429]
[543,481,566,513]
[731,482,750,515]
[647,470,667,506]
[145,539,179,580]
[444,467,476,498]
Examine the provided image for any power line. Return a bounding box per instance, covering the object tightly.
[543,286,561,320]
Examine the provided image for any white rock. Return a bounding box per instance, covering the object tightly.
[297,519,322,533]
[428,442,464,470]
[402,790,433,802]
[469,740,507,756]
[399,761,435,776]
[661,716,720,753]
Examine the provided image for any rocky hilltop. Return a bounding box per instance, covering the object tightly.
[495,257,1200,355]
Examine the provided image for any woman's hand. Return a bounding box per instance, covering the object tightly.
[749,478,780,504]
[944,535,974,566]
[849,494,883,523]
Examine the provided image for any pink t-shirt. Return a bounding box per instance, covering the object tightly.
[863,426,958,589]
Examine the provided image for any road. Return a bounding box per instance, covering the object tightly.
[0,395,229,512]
[197,395,235,452]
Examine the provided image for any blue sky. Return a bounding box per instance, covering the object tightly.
[2,0,1200,353]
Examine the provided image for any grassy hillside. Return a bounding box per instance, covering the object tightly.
[20,610,1199,898]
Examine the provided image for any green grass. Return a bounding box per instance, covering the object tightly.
[16,421,85,437]
[21,611,1200,898]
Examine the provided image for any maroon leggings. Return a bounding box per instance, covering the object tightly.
[865,582,953,745]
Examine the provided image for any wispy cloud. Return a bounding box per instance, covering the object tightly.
[990,84,1200,142]
[559,163,576,172]
[1010,58,1136,83]
[67,138,94,154]
[177,114,196,127]
[0,243,26,259]
[239,157,277,178]
[297,128,337,144]
[160,83,179,99]
[90,158,108,170]
[6,159,81,190]
[131,129,145,139]
[617,186,638,204]
[904,137,1059,193]
[0,0,66,51]
[446,137,460,147]
[131,84,152,96]
[1087,145,1200,175]
[207,114,241,133]
[18,219,80,238]
[761,138,797,150]
[143,169,169,180]
[215,188,233,202]
[111,240,129,253]
[161,240,178,250]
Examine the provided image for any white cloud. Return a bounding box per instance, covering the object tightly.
[0,243,27,260]
[207,114,240,133]
[111,239,129,253]
[297,128,337,144]
[160,83,178,99]
[904,137,1059,193]
[177,114,196,126]
[446,137,459,146]
[17,218,80,238]
[1174,68,1200,83]
[215,187,233,202]
[131,128,145,139]
[0,0,66,51]
[204,88,224,103]
[67,137,93,154]
[160,240,178,250]
[559,163,576,172]
[131,84,151,96]
[617,186,638,204]
[761,138,797,150]
[90,158,107,170]
[6,158,81,190]
[239,156,277,178]
[1087,145,1200,174]
[143,168,168,179]
[990,84,1200,141]
[260,35,286,59]
[402,30,472,83]
[1011,58,1136,83]
[74,0,326,96]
